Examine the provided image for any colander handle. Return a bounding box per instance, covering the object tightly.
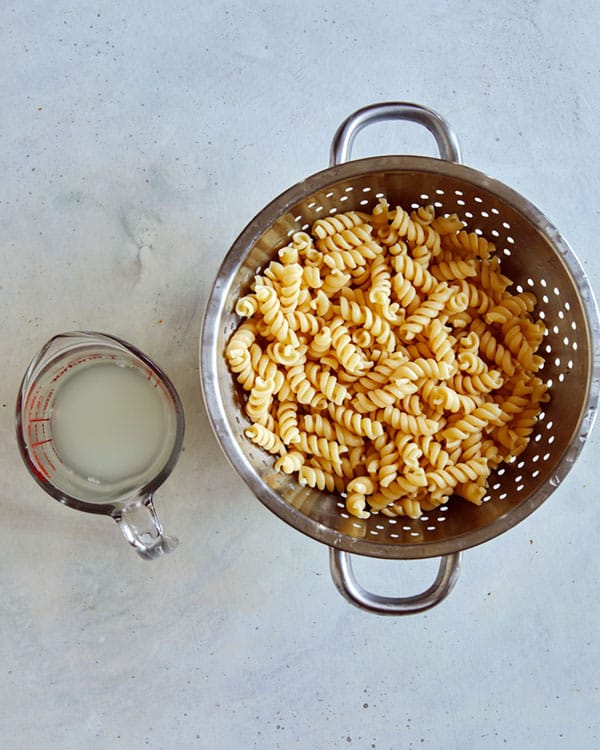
[329,549,462,615]
[330,101,462,165]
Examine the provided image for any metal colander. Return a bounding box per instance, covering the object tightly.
[200,103,600,614]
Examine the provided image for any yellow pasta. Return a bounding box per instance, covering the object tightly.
[312,211,368,238]
[276,400,301,446]
[392,251,439,295]
[390,205,441,254]
[255,284,297,346]
[302,412,364,448]
[327,403,384,440]
[320,269,351,298]
[278,263,304,314]
[245,376,275,424]
[338,295,396,349]
[286,363,326,409]
[225,198,550,519]
[398,283,454,340]
[296,432,348,465]
[304,361,349,405]
[244,422,283,454]
[274,450,305,474]
[307,326,332,360]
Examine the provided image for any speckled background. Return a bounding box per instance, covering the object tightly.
[2,1,599,748]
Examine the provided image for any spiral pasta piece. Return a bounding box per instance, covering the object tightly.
[446,229,495,260]
[451,368,504,395]
[374,440,401,488]
[345,491,370,519]
[328,403,384,439]
[441,404,504,449]
[287,310,321,335]
[378,407,440,436]
[304,361,349,405]
[368,254,393,307]
[478,258,512,301]
[399,283,454,341]
[484,291,537,325]
[381,497,425,519]
[244,422,284,454]
[416,435,451,470]
[431,213,464,235]
[502,322,544,371]
[391,251,438,295]
[301,264,322,290]
[267,341,305,367]
[429,258,478,282]
[317,223,375,251]
[290,231,314,253]
[425,318,456,366]
[353,379,419,413]
[246,376,275,423]
[355,350,408,391]
[337,296,395,348]
[255,284,297,346]
[329,318,372,376]
[227,346,254,390]
[277,399,301,445]
[312,211,368,239]
[455,480,487,505]
[390,205,441,255]
[454,279,495,315]
[321,246,368,270]
[412,204,436,226]
[420,380,480,414]
[390,357,453,382]
[302,412,364,448]
[392,273,420,310]
[470,319,516,376]
[319,228,382,269]
[246,345,285,394]
[234,294,259,317]
[299,464,343,493]
[307,326,332,360]
[456,330,487,375]
[321,269,352,298]
[286,364,326,409]
[426,457,489,492]
[296,431,348,464]
[225,320,257,362]
[278,263,304,314]
[278,243,299,265]
[368,470,428,511]
[274,450,305,474]
[396,393,424,416]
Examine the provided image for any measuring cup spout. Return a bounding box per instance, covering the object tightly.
[114,494,178,560]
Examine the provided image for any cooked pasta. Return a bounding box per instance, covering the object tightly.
[225,199,550,519]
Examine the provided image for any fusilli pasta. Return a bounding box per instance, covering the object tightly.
[225,201,550,520]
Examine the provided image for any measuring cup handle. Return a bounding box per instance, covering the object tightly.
[330,101,462,166]
[329,548,462,616]
[114,494,178,560]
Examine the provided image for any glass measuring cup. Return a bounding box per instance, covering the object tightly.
[16,331,185,559]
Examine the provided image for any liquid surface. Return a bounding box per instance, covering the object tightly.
[51,361,169,484]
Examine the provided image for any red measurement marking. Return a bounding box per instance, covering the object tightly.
[31,438,53,448]
[29,418,50,423]
[31,459,50,481]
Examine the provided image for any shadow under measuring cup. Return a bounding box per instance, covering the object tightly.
[16,331,185,559]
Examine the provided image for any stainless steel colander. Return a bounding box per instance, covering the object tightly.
[200,102,600,615]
